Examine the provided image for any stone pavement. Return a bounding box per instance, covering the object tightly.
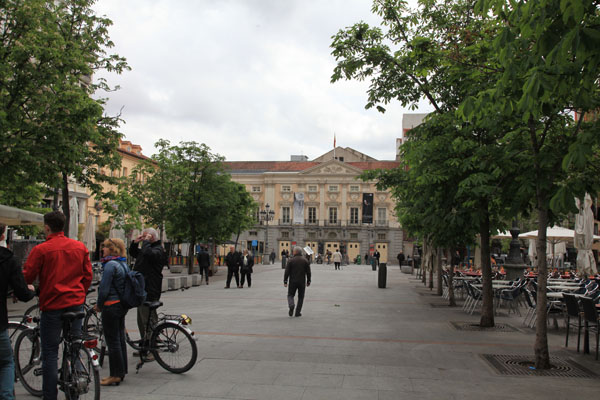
[10,262,600,399]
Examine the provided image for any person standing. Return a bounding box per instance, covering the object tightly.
[240,249,254,288]
[374,249,381,266]
[23,211,92,400]
[95,238,129,386]
[129,228,166,351]
[0,223,35,400]
[397,251,405,266]
[269,249,276,265]
[196,246,210,285]
[332,249,342,270]
[225,246,241,288]
[281,249,287,269]
[284,246,312,317]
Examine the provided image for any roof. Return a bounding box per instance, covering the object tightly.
[224,161,399,174]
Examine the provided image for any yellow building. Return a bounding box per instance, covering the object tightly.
[225,147,404,264]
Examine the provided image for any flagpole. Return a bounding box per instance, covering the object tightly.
[333,132,336,160]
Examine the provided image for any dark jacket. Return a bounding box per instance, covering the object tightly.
[97,259,127,310]
[240,254,254,272]
[225,251,241,270]
[196,250,210,268]
[284,255,312,286]
[130,240,166,301]
[1,247,35,330]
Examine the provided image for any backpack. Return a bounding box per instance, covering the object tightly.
[115,261,147,309]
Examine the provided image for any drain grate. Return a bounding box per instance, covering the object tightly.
[450,321,518,332]
[481,354,598,378]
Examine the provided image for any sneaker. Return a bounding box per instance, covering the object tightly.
[295,312,302,317]
[143,353,155,362]
[289,306,295,317]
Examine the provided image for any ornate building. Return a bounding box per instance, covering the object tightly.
[225,147,403,263]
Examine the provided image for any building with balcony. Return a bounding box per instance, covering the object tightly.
[225,147,403,263]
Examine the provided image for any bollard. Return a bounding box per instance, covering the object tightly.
[378,263,387,288]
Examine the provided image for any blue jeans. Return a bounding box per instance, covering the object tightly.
[40,305,83,400]
[0,329,15,400]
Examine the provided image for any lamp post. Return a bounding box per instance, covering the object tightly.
[259,203,275,258]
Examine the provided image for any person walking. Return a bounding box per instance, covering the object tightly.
[196,246,210,285]
[284,246,312,317]
[397,251,405,266]
[332,249,342,270]
[23,211,93,400]
[269,250,276,265]
[129,228,167,355]
[281,249,287,269]
[225,246,241,288]
[96,238,129,386]
[240,249,254,288]
[0,223,35,400]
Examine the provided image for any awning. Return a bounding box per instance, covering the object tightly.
[0,204,44,226]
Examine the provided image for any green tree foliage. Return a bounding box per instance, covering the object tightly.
[0,0,129,235]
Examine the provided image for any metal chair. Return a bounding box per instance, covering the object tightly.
[562,293,582,352]
[580,296,600,360]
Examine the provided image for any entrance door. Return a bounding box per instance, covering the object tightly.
[375,243,388,263]
[325,242,339,263]
[279,241,291,258]
[347,242,360,263]
[305,241,318,255]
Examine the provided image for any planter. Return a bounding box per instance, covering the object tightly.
[170,265,183,273]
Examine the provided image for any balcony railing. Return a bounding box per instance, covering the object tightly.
[347,219,361,226]
[324,220,341,227]
[375,220,388,227]
[278,219,292,225]
[305,219,319,226]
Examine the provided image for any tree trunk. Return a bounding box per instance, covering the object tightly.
[61,173,70,237]
[448,259,456,307]
[534,204,551,369]
[187,239,195,274]
[479,207,494,327]
[436,247,443,296]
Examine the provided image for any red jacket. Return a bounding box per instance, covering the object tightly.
[23,232,92,311]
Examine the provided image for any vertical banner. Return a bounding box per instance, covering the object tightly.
[362,193,373,223]
[293,192,304,224]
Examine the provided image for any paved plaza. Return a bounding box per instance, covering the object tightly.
[10,262,600,399]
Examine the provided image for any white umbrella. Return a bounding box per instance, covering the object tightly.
[491,230,514,239]
[528,239,537,268]
[68,197,79,240]
[82,213,96,253]
[0,204,44,226]
[575,194,597,276]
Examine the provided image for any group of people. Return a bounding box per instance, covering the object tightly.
[224,246,254,288]
[0,211,168,399]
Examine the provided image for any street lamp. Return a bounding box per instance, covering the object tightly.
[259,203,275,257]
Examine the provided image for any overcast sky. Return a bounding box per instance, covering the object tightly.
[93,0,431,161]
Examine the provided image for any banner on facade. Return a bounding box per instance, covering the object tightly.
[362,193,373,224]
[293,192,304,224]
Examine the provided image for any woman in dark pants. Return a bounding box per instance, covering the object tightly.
[240,249,254,288]
[95,238,129,386]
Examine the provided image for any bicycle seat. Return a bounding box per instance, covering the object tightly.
[61,310,86,322]
[144,301,163,310]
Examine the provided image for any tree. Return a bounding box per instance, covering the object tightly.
[0,0,129,234]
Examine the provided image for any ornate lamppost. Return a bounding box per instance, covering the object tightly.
[259,203,275,257]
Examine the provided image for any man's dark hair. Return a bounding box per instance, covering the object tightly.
[44,211,66,233]
[0,223,6,236]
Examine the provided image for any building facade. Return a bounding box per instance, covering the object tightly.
[226,147,403,264]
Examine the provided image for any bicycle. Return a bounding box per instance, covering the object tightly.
[125,300,197,374]
[14,310,101,399]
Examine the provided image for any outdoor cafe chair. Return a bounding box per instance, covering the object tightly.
[563,293,582,352]
[580,296,600,360]
[498,287,522,316]
[522,289,537,328]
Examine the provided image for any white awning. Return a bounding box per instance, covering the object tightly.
[0,205,44,226]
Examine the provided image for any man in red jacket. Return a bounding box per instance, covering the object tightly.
[23,211,92,400]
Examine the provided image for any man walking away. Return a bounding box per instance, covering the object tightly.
[129,228,167,355]
[240,249,254,288]
[269,250,276,265]
[196,246,210,285]
[225,246,241,288]
[284,246,311,317]
[332,249,342,270]
[0,223,35,400]
[397,251,405,266]
[23,211,92,400]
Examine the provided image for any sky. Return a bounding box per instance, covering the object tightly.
[93,0,431,161]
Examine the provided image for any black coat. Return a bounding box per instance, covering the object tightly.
[196,250,210,268]
[225,251,241,270]
[240,254,254,273]
[130,240,167,301]
[284,255,311,285]
[0,247,35,329]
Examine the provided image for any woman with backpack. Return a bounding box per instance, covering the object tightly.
[95,237,129,386]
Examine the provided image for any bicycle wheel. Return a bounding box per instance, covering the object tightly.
[24,303,41,321]
[83,309,106,366]
[63,346,100,400]
[14,328,43,397]
[151,322,197,373]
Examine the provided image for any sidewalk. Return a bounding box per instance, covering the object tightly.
[12,262,600,399]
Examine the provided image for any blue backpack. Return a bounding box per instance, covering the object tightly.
[116,262,147,309]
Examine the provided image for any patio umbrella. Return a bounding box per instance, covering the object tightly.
[82,213,96,253]
[575,194,597,276]
[491,230,514,239]
[68,197,79,239]
[0,204,44,226]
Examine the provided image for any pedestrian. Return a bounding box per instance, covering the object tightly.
[96,237,129,386]
[129,228,167,356]
[326,249,332,264]
[332,249,342,270]
[284,246,311,317]
[374,249,381,266]
[0,223,35,400]
[224,246,241,288]
[240,249,254,288]
[196,246,210,285]
[269,249,276,264]
[397,251,405,266]
[364,253,369,264]
[281,249,287,269]
[23,211,93,400]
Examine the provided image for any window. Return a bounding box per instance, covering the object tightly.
[329,207,338,223]
[282,207,290,223]
[281,231,289,238]
[308,185,318,192]
[308,232,316,239]
[281,185,291,192]
[308,207,317,224]
[252,186,261,192]
[328,185,338,192]
[349,185,360,192]
[377,233,386,240]
[249,231,257,236]
[122,167,128,177]
[350,233,358,239]
[350,207,359,224]
[378,208,387,221]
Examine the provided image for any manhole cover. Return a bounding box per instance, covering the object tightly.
[450,321,518,332]
[481,354,598,378]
